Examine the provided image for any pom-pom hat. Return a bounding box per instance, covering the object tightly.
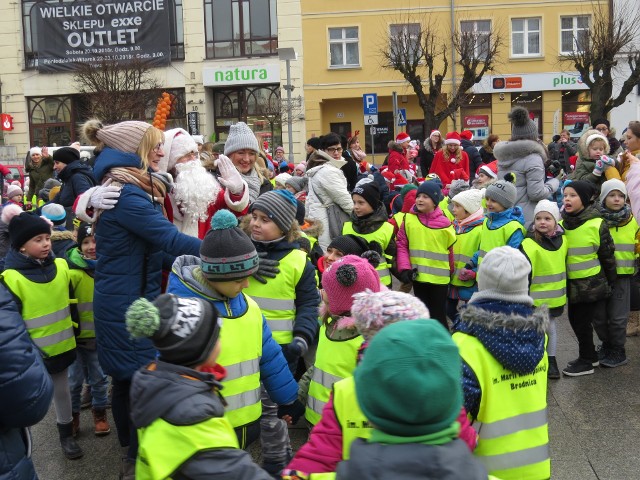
[322,255,382,316]
[485,173,517,209]
[396,132,411,143]
[478,161,498,179]
[509,106,538,141]
[444,132,461,146]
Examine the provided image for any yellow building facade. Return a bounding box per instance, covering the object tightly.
[302,0,602,155]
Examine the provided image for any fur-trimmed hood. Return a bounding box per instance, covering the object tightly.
[577,128,610,159]
[301,218,324,239]
[388,141,404,153]
[494,140,547,169]
[306,149,346,171]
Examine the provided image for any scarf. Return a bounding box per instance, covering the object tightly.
[454,209,484,233]
[104,167,168,206]
[242,168,263,203]
[351,148,367,162]
[599,203,631,228]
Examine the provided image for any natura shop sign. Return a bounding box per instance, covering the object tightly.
[203,65,280,87]
[33,0,171,72]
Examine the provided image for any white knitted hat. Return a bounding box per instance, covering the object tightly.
[161,128,198,172]
[274,172,292,187]
[224,122,259,155]
[533,199,560,222]
[599,178,627,204]
[452,189,484,214]
[30,147,42,157]
[6,185,23,199]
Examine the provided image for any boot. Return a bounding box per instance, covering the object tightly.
[57,421,83,459]
[627,311,640,336]
[120,447,136,480]
[72,412,80,437]
[92,408,111,436]
[548,356,560,380]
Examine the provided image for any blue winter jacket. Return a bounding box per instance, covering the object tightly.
[51,160,96,208]
[0,285,53,480]
[468,206,525,269]
[92,148,201,382]
[167,255,298,405]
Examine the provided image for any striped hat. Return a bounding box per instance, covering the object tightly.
[96,121,153,154]
[250,190,298,234]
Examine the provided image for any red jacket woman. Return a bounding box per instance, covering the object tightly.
[429,132,470,187]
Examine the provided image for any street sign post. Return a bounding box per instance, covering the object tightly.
[397,108,407,126]
[363,93,378,127]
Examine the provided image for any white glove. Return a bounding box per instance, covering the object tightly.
[89,178,121,209]
[217,154,245,195]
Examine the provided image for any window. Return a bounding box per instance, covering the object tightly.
[329,27,360,68]
[389,24,421,63]
[560,16,590,54]
[511,18,541,56]
[460,20,491,59]
[204,0,278,59]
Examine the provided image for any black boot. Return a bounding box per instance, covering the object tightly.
[57,421,83,459]
[548,356,560,380]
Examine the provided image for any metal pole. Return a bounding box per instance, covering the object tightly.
[450,0,457,130]
[285,59,294,163]
[392,91,398,141]
[371,128,375,165]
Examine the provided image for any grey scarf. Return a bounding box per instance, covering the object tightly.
[243,168,263,203]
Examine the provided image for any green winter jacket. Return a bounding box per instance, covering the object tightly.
[26,156,55,200]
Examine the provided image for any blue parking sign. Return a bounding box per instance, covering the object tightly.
[363,93,378,115]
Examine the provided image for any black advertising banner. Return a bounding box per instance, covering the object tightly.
[33,0,171,72]
[187,112,199,135]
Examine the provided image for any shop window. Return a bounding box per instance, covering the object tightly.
[560,16,590,54]
[389,24,421,63]
[460,20,491,59]
[511,92,543,139]
[328,27,360,68]
[22,0,185,69]
[407,121,425,144]
[460,94,492,143]
[28,96,74,147]
[204,0,278,59]
[562,90,591,140]
[511,18,541,57]
[330,122,352,139]
[364,111,393,160]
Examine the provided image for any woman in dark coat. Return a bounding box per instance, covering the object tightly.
[51,146,96,228]
[418,130,443,177]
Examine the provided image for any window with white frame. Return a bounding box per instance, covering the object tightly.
[560,16,590,54]
[329,27,360,67]
[511,18,541,56]
[389,23,422,63]
[460,20,491,59]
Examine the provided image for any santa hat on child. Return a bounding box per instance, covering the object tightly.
[478,160,498,179]
[396,132,411,143]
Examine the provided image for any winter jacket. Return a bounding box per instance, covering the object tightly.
[341,150,358,192]
[91,147,201,382]
[51,160,96,208]
[605,148,640,184]
[0,286,53,480]
[495,140,560,227]
[625,157,640,221]
[347,204,397,259]
[0,218,9,262]
[306,151,354,250]
[548,139,578,172]
[479,145,495,164]
[561,205,617,304]
[418,142,440,177]
[461,139,483,183]
[570,156,604,189]
[51,228,77,259]
[130,361,272,480]
[429,150,470,187]
[468,207,526,270]
[387,142,410,174]
[167,255,298,405]
[26,156,54,201]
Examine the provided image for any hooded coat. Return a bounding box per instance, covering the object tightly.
[26,155,54,201]
[387,142,410,173]
[51,159,96,208]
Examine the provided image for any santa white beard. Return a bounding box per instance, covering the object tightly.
[172,160,221,237]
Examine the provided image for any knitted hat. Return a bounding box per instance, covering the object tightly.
[448,179,470,199]
[285,176,307,193]
[224,122,259,155]
[600,178,627,203]
[8,212,52,250]
[452,189,484,214]
[400,184,418,198]
[95,120,153,154]
[6,185,23,199]
[508,107,538,141]
[279,160,289,172]
[478,161,498,179]
[564,180,595,208]
[355,320,462,436]
[328,234,372,257]
[471,246,533,305]
[126,294,221,368]
[396,132,410,143]
[162,128,198,172]
[200,210,259,281]
[76,221,93,246]
[39,178,61,201]
[584,133,609,153]
[417,180,444,206]
[307,137,321,150]
[533,199,560,222]
[322,255,382,315]
[275,146,285,153]
[29,147,42,157]
[351,290,430,341]
[250,190,298,234]
[41,203,67,226]
[53,146,80,165]
[485,173,517,209]
[274,172,292,187]
[352,181,381,209]
[294,163,306,175]
[192,135,205,145]
[444,132,461,145]
[460,130,473,141]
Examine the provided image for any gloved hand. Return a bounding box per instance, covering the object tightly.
[282,337,308,364]
[252,251,280,284]
[397,269,416,284]
[89,179,121,209]
[555,168,566,181]
[458,268,477,282]
[277,400,306,425]
[593,155,615,176]
[217,154,245,194]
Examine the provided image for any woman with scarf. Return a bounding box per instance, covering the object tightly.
[80,119,201,479]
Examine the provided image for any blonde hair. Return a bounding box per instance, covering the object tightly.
[137,127,164,170]
[444,144,462,162]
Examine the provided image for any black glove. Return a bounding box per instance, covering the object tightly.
[277,400,306,425]
[282,337,308,364]
[397,269,416,284]
[252,251,280,284]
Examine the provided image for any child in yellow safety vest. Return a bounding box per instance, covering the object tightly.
[125,294,273,480]
[593,179,639,368]
[520,200,568,380]
[0,206,82,459]
[397,180,455,329]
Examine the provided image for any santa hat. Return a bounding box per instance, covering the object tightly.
[396,132,411,143]
[444,132,461,145]
[430,130,442,138]
[478,160,498,179]
[161,128,198,172]
[460,130,473,141]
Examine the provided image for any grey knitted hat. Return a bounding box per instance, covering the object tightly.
[485,174,517,209]
[200,210,259,281]
[250,190,298,234]
[470,246,533,306]
[448,179,470,199]
[285,176,308,193]
[508,107,538,141]
[224,122,259,155]
[96,121,153,154]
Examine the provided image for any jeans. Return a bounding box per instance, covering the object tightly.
[68,340,109,412]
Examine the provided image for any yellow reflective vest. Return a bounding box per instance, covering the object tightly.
[609,217,639,276]
[521,237,568,309]
[342,221,394,286]
[305,323,362,425]
[477,219,525,267]
[451,224,483,288]
[2,258,76,358]
[439,197,455,222]
[137,415,239,480]
[332,376,372,459]
[402,214,456,284]
[68,267,95,340]
[561,217,603,280]
[245,249,307,345]
[453,332,550,480]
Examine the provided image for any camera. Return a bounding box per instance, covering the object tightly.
[548,159,563,176]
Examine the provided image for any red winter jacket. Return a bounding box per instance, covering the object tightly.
[429,150,470,186]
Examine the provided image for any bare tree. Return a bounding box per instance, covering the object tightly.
[74,57,160,124]
[562,1,640,122]
[381,16,504,133]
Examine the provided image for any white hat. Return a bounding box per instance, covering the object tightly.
[161,128,198,172]
[192,135,205,145]
[6,184,23,199]
[533,199,560,222]
[599,178,627,204]
[452,189,484,214]
[274,172,292,186]
[30,147,42,157]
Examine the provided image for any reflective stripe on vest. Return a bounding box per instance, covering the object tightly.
[245,249,307,344]
[561,217,603,280]
[333,376,372,459]
[521,237,568,309]
[451,224,483,288]
[610,218,639,275]
[477,219,524,267]
[453,332,550,480]
[2,258,76,357]
[305,323,362,426]
[342,221,394,286]
[403,214,456,285]
[68,267,96,340]
[136,415,239,480]
[216,294,263,428]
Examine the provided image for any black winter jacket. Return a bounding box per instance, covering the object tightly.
[461,139,482,183]
[51,160,96,208]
